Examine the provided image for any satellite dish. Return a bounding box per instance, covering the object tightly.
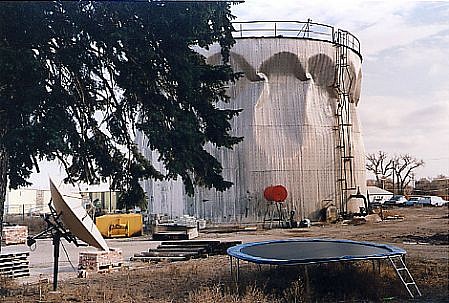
[49,179,109,251]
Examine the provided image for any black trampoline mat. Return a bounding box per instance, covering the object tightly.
[241,241,392,261]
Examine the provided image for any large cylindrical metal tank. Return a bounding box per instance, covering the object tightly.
[138,21,366,222]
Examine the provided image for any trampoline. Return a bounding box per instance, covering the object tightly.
[227,238,421,298]
[227,238,405,265]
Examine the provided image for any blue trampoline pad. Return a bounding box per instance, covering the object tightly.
[227,238,406,265]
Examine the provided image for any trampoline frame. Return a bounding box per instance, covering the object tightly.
[227,238,421,298]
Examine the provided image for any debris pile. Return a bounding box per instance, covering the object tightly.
[379,210,405,221]
[398,233,448,246]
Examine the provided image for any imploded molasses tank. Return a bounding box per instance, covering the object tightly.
[138,21,367,222]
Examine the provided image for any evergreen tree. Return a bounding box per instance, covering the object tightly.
[0,1,241,248]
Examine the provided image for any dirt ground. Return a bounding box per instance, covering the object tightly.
[1,206,448,302]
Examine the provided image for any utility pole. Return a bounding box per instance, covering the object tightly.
[392,163,395,195]
[108,177,112,213]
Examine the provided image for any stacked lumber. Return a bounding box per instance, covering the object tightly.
[78,248,123,272]
[2,226,28,245]
[131,240,242,263]
[0,252,30,278]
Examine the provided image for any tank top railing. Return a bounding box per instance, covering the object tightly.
[232,21,361,57]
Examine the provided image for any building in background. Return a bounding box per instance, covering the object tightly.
[367,186,394,204]
[5,188,51,215]
[5,186,122,217]
[79,190,120,214]
[138,21,367,222]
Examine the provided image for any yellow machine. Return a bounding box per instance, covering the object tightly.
[95,214,143,238]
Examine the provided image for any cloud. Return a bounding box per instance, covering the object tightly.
[359,92,449,177]
[232,1,449,57]
[360,19,448,56]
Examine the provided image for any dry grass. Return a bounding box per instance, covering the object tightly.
[0,275,16,297]
[189,284,276,303]
[2,254,447,303]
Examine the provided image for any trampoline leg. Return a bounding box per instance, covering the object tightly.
[304,265,311,301]
[378,260,381,275]
[230,256,233,281]
[230,256,240,283]
[236,259,240,282]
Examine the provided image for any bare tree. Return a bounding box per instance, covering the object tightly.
[392,154,425,194]
[366,151,393,188]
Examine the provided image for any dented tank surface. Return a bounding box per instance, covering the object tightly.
[138,24,366,222]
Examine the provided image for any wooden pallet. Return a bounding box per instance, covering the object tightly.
[0,252,30,278]
[97,262,123,273]
[2,226,28,245]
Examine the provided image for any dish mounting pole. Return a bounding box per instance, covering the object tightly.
[27,201,86,290]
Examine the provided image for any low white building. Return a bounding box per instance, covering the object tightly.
[5,188,51,215]
[367,186,394,204]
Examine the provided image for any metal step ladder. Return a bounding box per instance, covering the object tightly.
[263,202,286,229]
[389,255,422,298]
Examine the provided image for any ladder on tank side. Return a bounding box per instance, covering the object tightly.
[333,30,357,213]
[389,255,422,298]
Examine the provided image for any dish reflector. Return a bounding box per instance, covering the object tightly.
[49,179,109,251]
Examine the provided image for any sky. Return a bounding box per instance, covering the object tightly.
[28,0,449,190]
[231,0,449,180]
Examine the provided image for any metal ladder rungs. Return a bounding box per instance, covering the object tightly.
[389,256,422,298]
[335,36,357,209]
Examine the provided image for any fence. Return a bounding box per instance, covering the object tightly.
[232,21,361,57]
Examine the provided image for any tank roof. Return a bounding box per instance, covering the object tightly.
[232,21,362,60]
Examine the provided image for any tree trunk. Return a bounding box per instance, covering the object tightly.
[0,146,8,252]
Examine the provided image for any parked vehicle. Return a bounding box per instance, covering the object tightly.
[404,197,425,207]
[384,195,407,206]
[421,196,446,207]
